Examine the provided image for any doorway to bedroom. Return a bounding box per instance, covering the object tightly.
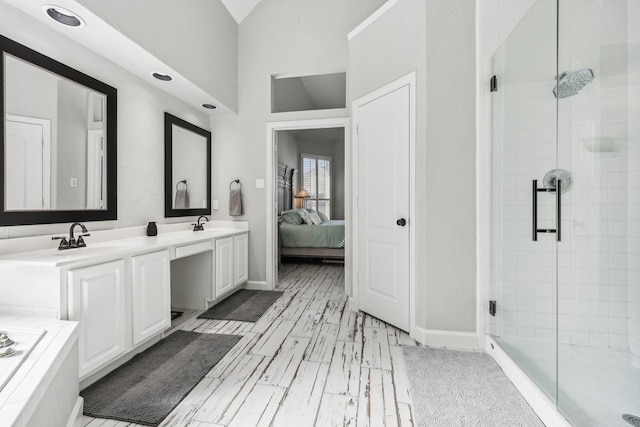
[266,118,350,295]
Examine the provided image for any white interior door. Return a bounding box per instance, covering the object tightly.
[5,115,50,210]
[355,82,412,332]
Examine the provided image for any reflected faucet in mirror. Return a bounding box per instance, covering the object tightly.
[192,215,209,231]
[52,222,90,250]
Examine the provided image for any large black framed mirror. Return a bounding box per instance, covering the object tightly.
[0,35,117,226]
[164,113,211,217]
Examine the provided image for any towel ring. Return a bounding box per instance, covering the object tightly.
[229,179,242,190]
[176,180,188,190]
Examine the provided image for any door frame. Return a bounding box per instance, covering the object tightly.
[265,118,351,290]
[352,72,416,336]
[6,114,51,209]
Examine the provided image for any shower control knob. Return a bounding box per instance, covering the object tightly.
[396,218,407,227]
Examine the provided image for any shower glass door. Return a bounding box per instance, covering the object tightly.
[491,0,640,425]
[489,0,559,404]
[556,0,640,425]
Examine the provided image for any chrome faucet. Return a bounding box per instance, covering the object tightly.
[52,222,91,250]
[192,215,209,231]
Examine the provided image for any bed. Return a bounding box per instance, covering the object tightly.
[277,162,345,261]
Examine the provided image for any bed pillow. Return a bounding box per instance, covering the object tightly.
[280,209,303,225]
[317,211,329,223]
[306,208,324,223]
[308,212,322,225]
[297,208,313,225]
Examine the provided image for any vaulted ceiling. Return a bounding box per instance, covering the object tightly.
[220,0,263,23]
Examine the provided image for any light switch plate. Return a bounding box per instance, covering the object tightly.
[70,178,78,188]
[256,179,265,189]
[213,200,219,209]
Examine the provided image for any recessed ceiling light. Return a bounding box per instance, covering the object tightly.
[43,5,85,28]
[202,103,217,110]
[152,72,173,82]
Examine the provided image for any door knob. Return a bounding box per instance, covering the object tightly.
[396,218,407,227]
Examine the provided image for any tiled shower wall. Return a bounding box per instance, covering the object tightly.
[481,0,638,353]
[628,0,640,357]
[555,0,631,350]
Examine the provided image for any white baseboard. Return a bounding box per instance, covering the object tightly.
[485,336,571,427]
[413,327,479,349]
[69,397,83,427]
[244,280,271,290]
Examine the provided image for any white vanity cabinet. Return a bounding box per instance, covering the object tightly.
[131,250,171,346]
[214,232,249,298]
[234,233,249,286]
[215,236,235,297]
[0,223,249,384]
[68,260,126,379]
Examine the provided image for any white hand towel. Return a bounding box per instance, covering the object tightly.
[229,188,243,216]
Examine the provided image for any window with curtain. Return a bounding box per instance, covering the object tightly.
[301,153,331,219]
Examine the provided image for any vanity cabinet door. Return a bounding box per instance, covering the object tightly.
[68,260,126,379]
[132,250,171,346]
[234,233,249,286]
[215,236,234,297]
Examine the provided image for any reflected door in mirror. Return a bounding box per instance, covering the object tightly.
[5,115,50,210]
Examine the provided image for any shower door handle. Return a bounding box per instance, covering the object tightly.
[532,180,538,241]
[532,179,560,241]
[556,179,561,242]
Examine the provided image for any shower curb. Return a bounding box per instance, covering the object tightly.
[485,336,572,427]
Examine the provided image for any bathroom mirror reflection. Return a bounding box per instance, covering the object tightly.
[0,35,117,226]
[164,113,211,217]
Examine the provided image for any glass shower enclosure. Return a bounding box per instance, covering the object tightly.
[489,0,640,425]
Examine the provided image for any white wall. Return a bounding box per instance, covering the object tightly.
[210,0,386,283]
[424,0,477,333]
[77,0,238,112]
[0,3,210,239]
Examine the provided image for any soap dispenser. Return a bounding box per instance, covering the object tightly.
[147,221,158,236]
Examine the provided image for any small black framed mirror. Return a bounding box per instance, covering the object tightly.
[0,35,117,226]
[164,113,211,217]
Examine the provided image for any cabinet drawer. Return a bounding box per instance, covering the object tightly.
[174,240,213,259]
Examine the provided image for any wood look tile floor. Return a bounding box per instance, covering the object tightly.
[82,263,419,427]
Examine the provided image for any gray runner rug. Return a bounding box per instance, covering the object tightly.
[81,330,241,426]
[198,289,283,322]
[402,346,545,427]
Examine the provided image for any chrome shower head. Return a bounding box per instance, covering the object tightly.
[553,69,594,99]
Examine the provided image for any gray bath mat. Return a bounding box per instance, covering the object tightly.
[198,289,283,322]
[402,347,545,427]
[81,330,241,426]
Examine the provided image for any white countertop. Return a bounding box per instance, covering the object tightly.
[0,316,78,427]
[0,226,248,267]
